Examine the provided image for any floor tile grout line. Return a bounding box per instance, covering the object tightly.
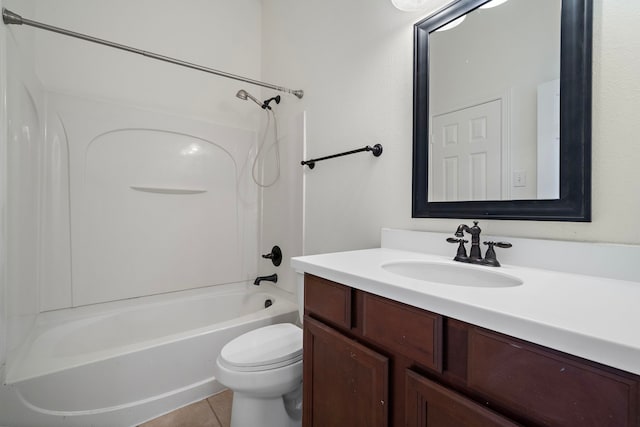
[206,396,224,426]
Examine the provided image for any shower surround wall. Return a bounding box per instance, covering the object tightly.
[43,93,258,308]
[1,0,267,374]
[1,0,43,372]
[37,0,263,305]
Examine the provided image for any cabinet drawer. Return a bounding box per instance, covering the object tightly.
[468,328,639,427]
[405,370,520,427]
[360,292,442,372]
[304,274,352,330]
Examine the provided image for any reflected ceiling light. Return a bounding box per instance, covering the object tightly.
[435,15,466,32]
[480,0,510,8]
[391,0,444,12]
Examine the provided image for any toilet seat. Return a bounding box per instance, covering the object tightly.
[219,323,302,372]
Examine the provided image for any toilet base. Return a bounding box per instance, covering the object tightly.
[230,383,302,427]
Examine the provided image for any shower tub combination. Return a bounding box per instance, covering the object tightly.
[1,10,302,424]
[1,283,298,427]
[0,85,300,426]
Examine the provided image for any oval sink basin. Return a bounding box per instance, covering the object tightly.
[381,260,523,288]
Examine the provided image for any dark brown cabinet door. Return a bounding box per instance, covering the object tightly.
[405,370,520,427]
[303,316,389,427]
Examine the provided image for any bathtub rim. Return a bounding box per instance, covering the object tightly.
[5,282,298,385]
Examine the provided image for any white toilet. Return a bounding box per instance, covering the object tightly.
[214,279,304,427]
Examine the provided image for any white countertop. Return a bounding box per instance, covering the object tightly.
[291,247,640,375]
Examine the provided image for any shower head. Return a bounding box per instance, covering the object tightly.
[236,89,263,108]
[235,89,248,100]
[262,95,281,110]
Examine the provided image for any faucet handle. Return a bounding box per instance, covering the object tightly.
[482,241,511,267]
[447,237,469,262]
[261,245,282,266]
[493,241,512,249]
[446,237,467,244]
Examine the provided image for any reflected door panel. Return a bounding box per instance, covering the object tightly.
[430,100,501,201]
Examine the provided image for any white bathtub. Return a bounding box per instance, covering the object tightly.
[0,283,299,427]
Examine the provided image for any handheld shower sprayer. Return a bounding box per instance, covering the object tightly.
[235,88,282,188]
[236,89,281,110]
[236,89,263,108]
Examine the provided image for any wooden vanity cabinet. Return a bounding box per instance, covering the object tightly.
[302,274,640,427]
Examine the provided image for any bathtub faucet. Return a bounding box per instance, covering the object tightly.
[254,274,278,286]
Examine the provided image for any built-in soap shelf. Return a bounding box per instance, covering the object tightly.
[129,186,207,195]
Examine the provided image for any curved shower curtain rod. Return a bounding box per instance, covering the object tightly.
[1,8,304,99]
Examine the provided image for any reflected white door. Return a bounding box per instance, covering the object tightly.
[430,100,502,201]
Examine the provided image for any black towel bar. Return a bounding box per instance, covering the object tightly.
[301,144,383,169]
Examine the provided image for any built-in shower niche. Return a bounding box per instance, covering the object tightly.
[43,93,258,308]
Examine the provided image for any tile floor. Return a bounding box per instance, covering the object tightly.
[139,389,233,427]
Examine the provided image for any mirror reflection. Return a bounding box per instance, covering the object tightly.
[427,0,561,202]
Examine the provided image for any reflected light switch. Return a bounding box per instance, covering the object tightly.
[513,170,527,187]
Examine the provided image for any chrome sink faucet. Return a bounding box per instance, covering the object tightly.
[447,221,512,267]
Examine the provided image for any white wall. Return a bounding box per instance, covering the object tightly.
[262,0,640,257]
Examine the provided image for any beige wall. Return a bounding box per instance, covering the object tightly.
[262,0,640,258]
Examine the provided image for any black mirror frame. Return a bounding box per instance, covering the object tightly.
[412,0,592,221]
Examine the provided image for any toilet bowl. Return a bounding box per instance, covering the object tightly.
[214,323,303,427]
[215,274,306,427]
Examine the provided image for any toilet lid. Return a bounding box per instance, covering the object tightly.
[219,323,302,370]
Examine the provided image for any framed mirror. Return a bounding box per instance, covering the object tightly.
[412,0,592,221]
